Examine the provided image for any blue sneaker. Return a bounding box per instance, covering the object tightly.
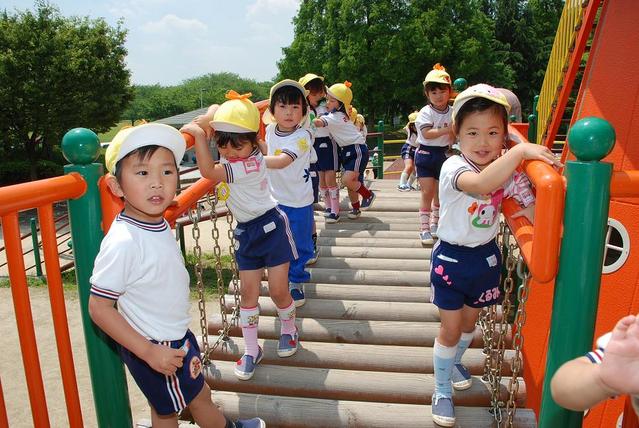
[289,283,305,307]
[397,184,411,192]
[360,191,376,210]
[347,208,361,219]
[325,213,340,223]
[431,394,455,427]
[234,417,266,428]
[452,363,472,390]
[323,207,331,217]
[277,331,299,357]
[234,347,263,380]
[420,230,434,245]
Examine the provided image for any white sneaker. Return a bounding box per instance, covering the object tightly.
[420,230,435,245]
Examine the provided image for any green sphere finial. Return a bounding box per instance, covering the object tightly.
[568,117,616,161]
[62,128,100,165]
[453,78,467,92]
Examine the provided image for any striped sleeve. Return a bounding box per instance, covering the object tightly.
[90,285,121,300]
[224,163,234,183]
[281,149,297,160]
[452,167,472,191]
[585,348,605,364]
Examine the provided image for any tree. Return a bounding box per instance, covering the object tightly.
[0,1,132,179]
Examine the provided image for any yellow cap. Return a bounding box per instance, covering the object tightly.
[350,107,358,123]
[408,111,419,123]
[452,83,511,123]
[299,73,324,88]
[105,123,185,174]
[269,79,309,100]
[327,81,353,112]
[355,114,365,127]
[423,63,452,86]
[211,91,260,133]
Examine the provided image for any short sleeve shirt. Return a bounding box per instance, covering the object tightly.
[266,124,314,207]
[90,214,191,341]
[220,149,277,223]
[437,155,520,247]
[319,111,366,147]
[415,104,454,147]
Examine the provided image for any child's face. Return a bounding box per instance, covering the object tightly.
[307,88,326,107]
[427,87,451,110]
[457,109,506,170]
[218,141,254,161]
[273,101,304,132]
[111,147,178,222]
[325,95,342,112]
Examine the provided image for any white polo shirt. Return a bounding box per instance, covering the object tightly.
[220,149,278,223]
[319,111,366,147]
[415,104,454,147]
[312,102,331,138]
[266,124,314,208]
[405,127,419,147]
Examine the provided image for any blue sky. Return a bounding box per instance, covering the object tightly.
[3,0,299,85]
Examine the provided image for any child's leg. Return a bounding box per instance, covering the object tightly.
[150,408,178,428]
[432,308,462,426]
[268,262,299,357]
[189,383,227,428]
[239,268,263,359]
[418,177,436,238]
[278,205,313,286]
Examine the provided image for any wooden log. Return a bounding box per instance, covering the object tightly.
[204,361,526,406]
[205,337,514,375]
[308,267,429,286]
[212,391,538,428]
[222,295,440,322]
[315,221,420,231]
[314,210,420,221]
[311,256,429,271]
[317,236,428,249]
[318,229,425,240]
[207,315,503,347]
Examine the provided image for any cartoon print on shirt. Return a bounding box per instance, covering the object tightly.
[467,189,504,229]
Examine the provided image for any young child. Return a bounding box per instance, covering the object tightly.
[88,123,265,428]
[398,111,419,191]
[313,81,376,219]
[414,64,455,245]
[429,84,560,426]
[181,91,299,382]
[262,79,315,308]
[551,314,639,417]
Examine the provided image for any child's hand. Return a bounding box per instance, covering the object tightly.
[511,204,535,223]
[180,122,207,141]
[599,314,639,395]
[192,104,219,139]
[143,343,186,376]
[516,143,563,167]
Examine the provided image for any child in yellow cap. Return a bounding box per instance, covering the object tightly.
[89,123,265,428]
[429,83,559,427]
[182,91,300,382]
[313,81,376,218]
[398,111,419,191]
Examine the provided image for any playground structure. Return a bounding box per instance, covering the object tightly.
[2,0,639,426]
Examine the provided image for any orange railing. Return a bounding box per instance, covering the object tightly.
[0,173,87,428]
[503,125,565,283]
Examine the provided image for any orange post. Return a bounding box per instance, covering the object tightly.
[0,378,8,427]
[610,170,639,198]
[38,204,83,427]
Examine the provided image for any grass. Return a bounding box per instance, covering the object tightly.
[0,252,235,300]
[97,120,148,143]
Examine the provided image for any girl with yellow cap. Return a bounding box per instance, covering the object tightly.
[429,83,560,427]
[398,111,420,191]
[182,91,300,382]
[313,81,376,218]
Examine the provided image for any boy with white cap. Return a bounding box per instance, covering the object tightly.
[88,123,265,427]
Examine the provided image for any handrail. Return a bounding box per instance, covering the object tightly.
[503,125,565,283]
[0,173,86,216]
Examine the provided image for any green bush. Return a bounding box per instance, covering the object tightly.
[0,159,64,185]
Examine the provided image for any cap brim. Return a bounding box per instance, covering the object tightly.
[270,79,310,99]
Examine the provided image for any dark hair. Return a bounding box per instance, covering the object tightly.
[424,82,451,93]
[454,97,509,134]
[214,131,258,150]
[114,145,177,181]
[269,85,308,116]
[304,78,326,95]
[408,122,417,137]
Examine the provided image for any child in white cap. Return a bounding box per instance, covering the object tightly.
[89,123,265,428]
[182,91,300,382]
[398,111,419,191]
[313,81,376,219]
[429,84,560,426]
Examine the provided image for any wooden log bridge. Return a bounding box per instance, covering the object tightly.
[204,179,537,427]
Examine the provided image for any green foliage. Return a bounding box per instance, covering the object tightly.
[121,72,272,122]
[0,1,133,180]
[278,0,561,123]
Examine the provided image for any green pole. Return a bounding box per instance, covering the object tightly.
[529,95,540,144]
[62,128,132,427]
[538,118,616,428]
[30,218,43,278]
[375,120,384,179]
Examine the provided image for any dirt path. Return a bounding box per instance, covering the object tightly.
[1,287,217,427]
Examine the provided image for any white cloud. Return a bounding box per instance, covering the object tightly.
[142,14,207,34]
[247,0,299,18]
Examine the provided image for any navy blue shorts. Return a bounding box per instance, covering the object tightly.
[234,207,298,270]
[430,240,503,310]
[314,136,340,171]
[120,330,204,416]
[401,144,417,160]
[310,163,319,203]
[341,143,369,182]
[414,145,448,179]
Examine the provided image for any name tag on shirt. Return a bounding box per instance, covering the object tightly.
[243,158,259,174]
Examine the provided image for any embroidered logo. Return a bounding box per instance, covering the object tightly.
[216,182,231,201]
[303,168,310,182]
[189,356,202,379]
[274,149,283,155]
[297,138,309,152]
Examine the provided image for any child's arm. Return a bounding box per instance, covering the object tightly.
[264,153,295,169]
[457,143,561,195]
[192,104,219,140]
[180,122,228,183]
[551,356,613,410]
[313,118,327,128]
[421,126,454,140]
[257,139,268,155]
[88,295,185,376]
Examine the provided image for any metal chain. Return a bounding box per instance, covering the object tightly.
[225,202,241,325]
[504,256,530,427]
[188,203,210,365]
